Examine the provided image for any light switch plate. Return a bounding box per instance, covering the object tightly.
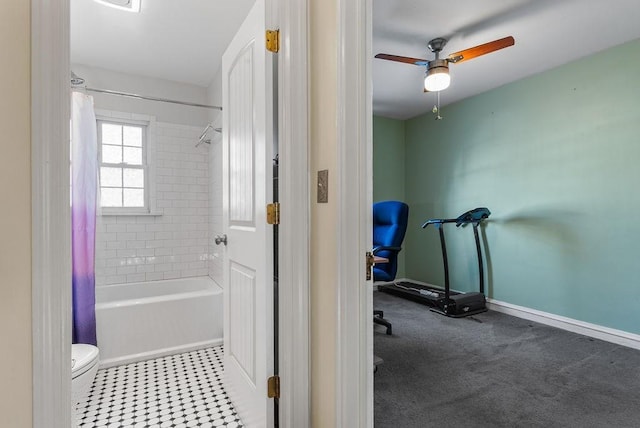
[317,170,328,203]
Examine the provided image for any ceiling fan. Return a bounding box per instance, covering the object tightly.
[375,36,515,92]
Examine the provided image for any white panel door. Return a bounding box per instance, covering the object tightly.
[222,0,274,426]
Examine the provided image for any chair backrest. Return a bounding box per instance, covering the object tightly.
[373,201,409,282]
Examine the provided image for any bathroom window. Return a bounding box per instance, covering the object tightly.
[98,119,148,213]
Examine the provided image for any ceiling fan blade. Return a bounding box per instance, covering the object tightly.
[447,36,515,64]
[375,53,429,66]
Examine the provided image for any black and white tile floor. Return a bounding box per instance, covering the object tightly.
[76,346,243,427]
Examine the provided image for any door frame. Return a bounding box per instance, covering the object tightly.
[31,0,311,427]
[273,1,312,426]
[31,1,72,427]
[335,0,373,426]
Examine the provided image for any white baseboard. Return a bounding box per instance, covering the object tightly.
[380,278,640,351]
[487,298,640,351]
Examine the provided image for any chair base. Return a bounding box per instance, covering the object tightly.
[373,355,383,374]
[373,310,392,335]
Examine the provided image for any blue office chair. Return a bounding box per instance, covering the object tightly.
[373,201,409,335]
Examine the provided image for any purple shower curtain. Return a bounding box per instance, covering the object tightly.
[71,92,98,345]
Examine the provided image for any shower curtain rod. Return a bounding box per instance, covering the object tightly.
[85,87,222,110]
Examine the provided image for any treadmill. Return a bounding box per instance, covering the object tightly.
[380,207,490,318]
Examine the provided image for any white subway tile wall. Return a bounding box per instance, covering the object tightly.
[95,122,211,286]
[208,117,223,286]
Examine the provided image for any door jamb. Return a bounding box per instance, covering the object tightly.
[335,0,373,426]
[274,0,311,426]
[31,1,72,427]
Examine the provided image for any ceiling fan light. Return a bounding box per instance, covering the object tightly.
[424,65,450,92]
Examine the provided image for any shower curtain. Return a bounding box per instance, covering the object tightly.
[71,92,98,345]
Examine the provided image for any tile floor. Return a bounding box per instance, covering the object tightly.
[76,346,243,427]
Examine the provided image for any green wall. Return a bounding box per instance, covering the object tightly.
[400,38,640,334]
[373,115,406,278]
[373,116,405,202]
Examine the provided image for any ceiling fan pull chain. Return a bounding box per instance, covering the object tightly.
[433,91,443,120]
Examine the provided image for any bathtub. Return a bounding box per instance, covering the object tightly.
[96,276,223,368]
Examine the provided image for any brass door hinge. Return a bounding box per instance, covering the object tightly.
[366,251,375,281]
[266,29,280,53]
[267,375,280,398]
[267,202,280,225]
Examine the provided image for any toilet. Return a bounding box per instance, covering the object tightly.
[71,344,100,411]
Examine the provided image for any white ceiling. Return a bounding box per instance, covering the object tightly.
[71,0,255,87]
[71,0,640,117]
[373,0,640,119]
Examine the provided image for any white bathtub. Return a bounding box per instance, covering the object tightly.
[96,276,223,368]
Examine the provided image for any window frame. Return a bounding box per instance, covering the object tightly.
[95,111,159,216]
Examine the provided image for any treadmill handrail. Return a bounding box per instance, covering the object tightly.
[421,218,458,228]
[422,207,491,228]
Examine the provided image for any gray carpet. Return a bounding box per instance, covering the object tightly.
[373,291,640,428]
